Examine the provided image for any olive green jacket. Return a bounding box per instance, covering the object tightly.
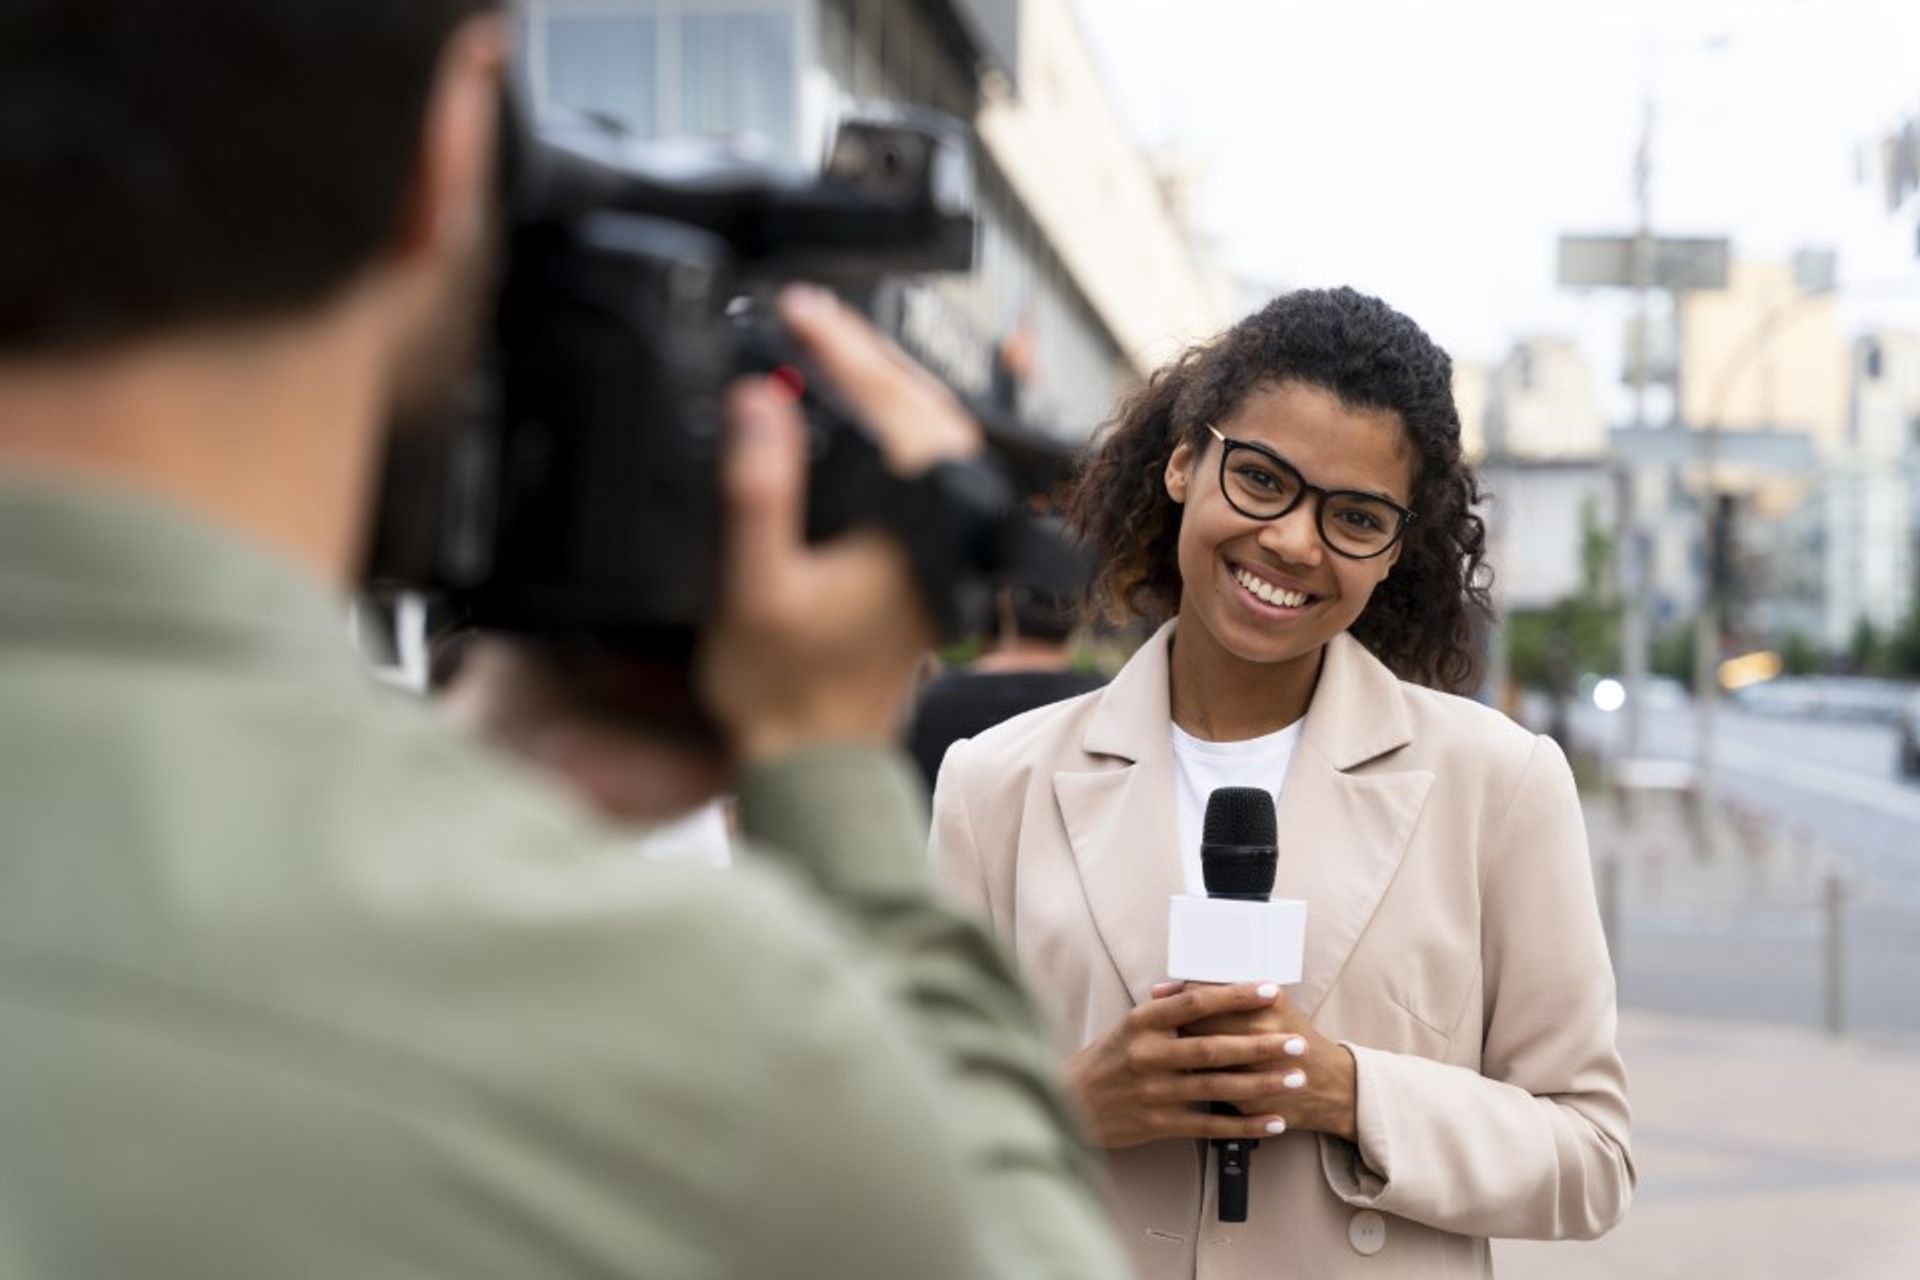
[0,478,1126,1279]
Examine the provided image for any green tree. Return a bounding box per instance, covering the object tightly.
[1778,630,1821,677]
[1650,620,1696,690]
[1849,616,1888,676]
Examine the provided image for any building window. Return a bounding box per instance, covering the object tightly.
[545,9,661,136]
[527,0,801,158]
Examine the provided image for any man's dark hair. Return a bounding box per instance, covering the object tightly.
[1066,287,1493,693]
[1006,584,1078,645]
[0,0,497,355]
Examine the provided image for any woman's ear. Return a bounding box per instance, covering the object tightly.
[1164,439,1194,504]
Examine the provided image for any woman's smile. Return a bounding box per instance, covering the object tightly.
[1225,558,1322,619]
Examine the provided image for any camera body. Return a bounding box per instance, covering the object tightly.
[366,105,1027,660]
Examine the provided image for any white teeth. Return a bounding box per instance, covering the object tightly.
[1234,567,1308,608]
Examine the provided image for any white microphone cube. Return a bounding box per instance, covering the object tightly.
[1166,895,1308,985]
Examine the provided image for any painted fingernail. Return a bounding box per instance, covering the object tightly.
[1256,982,1280,999]
[1265,1119,1288,1135]
[1282,1070,1307,1090]
[1283,1036,1308,1057]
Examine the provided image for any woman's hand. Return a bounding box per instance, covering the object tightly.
[1064,981,1316,1149]
[1184,985,1359,1142]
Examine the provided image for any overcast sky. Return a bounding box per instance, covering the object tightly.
[1073,0,1920,395]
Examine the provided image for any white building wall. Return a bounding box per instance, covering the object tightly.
[1820,331,1920,647]
[1483,337,1606,460]
[974,0,1233,376]
[1481,463,1615,611]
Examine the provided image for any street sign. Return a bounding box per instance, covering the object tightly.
[1557,234,1730,291]
[1608,425,1816,470]
[1791,247,1837,293]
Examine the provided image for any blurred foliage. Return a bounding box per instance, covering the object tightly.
[1837,596,1920,678]
[937,636,985,667]
[1650,620,1695,690]
[1895,610,1920,677]
[1778,630,1821,677]
[1849,616,1884,674]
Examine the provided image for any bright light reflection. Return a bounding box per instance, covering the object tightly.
[1592,678,1626,713]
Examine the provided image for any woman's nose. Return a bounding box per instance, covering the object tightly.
[1256,500,1324,567]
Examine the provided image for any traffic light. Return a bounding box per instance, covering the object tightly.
[1708,492,1738,606]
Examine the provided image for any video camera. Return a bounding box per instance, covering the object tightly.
[366,102,1073,663]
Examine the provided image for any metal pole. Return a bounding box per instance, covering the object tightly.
[1692,386,1721,834]
[1619,98,1655,770]
[1822,871,1847,1036]
[1692,296,1824,823]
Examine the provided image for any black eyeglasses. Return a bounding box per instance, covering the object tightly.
[1205,425,1415,560]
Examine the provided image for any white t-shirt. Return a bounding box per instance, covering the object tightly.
[1170,719,1303,896]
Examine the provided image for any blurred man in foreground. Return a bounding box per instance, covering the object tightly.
[0,2,1166,1275]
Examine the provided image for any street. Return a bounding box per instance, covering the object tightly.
[1556,694,1920,1041]
[1568,696,1920,892]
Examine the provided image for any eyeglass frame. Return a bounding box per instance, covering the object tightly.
[1203,424,1417,561]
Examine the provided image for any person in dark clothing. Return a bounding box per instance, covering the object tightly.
[907,582,1106,789]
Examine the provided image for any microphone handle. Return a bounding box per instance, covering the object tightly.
[1208,1103,1257,1223]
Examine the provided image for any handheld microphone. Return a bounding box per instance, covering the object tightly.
[1201,785,1278,901]
[1200,786,1278,1225]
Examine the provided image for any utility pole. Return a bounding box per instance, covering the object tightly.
[1619,97,1654,773]
[1692,260,1836,819]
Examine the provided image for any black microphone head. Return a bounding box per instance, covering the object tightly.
[1203,786,1276,847]
[1201,786,1277,900]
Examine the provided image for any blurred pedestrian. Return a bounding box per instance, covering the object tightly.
[907,581,1106,790]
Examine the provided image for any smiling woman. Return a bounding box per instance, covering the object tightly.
[930,288,1634,1280]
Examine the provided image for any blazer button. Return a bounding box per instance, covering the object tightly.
[1348,1209,1387,1256]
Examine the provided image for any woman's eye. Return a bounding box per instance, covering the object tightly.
[1235,467,1281,492]
[1337,508,1383,532]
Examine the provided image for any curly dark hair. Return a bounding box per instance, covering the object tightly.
[1066,286,1491,692]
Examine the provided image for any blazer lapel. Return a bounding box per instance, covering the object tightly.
[1054,621,1185,1008]
[1051,626,1435,1015]
[1275,633,1434,1016]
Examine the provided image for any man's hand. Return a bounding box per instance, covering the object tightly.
[697,284,980,765]
[441,284,977,818]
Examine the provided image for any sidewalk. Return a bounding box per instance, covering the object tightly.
[1498,1009,1920,1279]
[1498,775,1920,1277]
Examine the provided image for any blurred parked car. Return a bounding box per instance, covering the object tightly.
[1731,675,1914,724]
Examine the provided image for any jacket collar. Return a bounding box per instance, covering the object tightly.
[1081,620,1414,771]
[0,474,364,685]
[1057,620,1432,1017]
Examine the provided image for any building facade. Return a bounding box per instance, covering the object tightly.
[510,0,1230,448]
[1480,336,1608,461]
[1814,331,1920,647]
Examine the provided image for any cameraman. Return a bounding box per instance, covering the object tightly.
[0,3,1178,1275]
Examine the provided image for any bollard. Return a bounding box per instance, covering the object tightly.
[1822,872,1847,1037]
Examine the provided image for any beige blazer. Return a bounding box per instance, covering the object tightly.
[932,622,1633,1279]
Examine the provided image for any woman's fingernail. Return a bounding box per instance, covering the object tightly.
[1282,1070,1307,1090]
[1256,982,1280,1000]
[1283,1036,1308,1057]
[1265,1119,1288,1136]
